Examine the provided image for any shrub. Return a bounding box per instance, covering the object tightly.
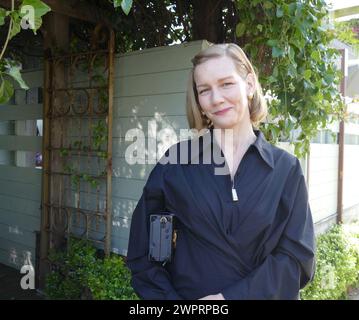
[45,238,138,300]
[300,223,359,300]
[87,254,138,300]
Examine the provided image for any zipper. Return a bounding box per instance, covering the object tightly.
[228,136,256,202]
[231,177,238,202]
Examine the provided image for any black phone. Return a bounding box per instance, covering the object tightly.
[148,213,177,265]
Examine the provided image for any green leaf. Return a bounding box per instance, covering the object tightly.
[113,0,121,7]
[266,39,278,47]
[288,2,297,15]
[114,0,133,15]
[60,148,69,157]
[273,65,279,77]
[235,23,246,37]
[272,46,284,58]
[263,1,273,9]
[4,61,29,90]
[276,6,284,18]
[90,180,99,188]
[287,65,297,78]
[0,80,15,104]
[8,11,21,40]
[20,0,51,33]
[311,51,321,62]
[288,46,295,62]
[303,69,312,80]
[0,8,7,26]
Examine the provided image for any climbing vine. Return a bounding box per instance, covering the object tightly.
[235,0,345,158]
[0,0,132,105]
[60,119,108,189]
[0,0,50,104]
[334,18,359,55]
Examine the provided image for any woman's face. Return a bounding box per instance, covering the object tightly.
[194,56,255,130]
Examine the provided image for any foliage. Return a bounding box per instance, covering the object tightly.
[45,237,139,300]
[300,223,359,300]
[112,0,133,16]
[45,238,97,299]
[0,0,50,104]
[87,253,138,300]
[99,0,345,159]
[92,119,108,151]
[334,18,359,55]
[235,0,345,159]
[1,0,347,160]
[60,119,108,189]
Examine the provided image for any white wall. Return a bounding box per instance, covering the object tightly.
[111,41,206,255]
[0,70,43,270]
[308,144,339,223]
[343,145,359,210]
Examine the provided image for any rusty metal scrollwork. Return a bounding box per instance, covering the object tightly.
[42,22,114,268]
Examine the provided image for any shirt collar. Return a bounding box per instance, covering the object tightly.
[252,129,274,169]
[189,128,274,169]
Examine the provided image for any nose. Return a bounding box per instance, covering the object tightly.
[211,88,224,106]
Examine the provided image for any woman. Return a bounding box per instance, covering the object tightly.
[126,43,316,300]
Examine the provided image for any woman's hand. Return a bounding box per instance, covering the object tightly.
[198,293,225,300]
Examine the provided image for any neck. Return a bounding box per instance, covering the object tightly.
[213,122,256,153]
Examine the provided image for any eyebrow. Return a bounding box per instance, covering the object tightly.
[196,76,235,88]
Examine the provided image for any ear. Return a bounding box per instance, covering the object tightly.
[245,73,256,98]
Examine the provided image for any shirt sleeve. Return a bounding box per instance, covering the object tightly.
[126,163,183,300]
[221,158,316,300]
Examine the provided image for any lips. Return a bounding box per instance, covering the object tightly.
[213,107,232,115]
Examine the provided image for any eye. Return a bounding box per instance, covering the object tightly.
[222,82,234,88]
[199,88,209,95]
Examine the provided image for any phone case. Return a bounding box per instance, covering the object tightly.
[148,213,175,263]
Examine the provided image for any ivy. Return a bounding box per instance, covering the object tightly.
[0,0,51,105]
[59,119,108,189]
[112,0,133,15]
[334,19,359,55]
[92,120,108,151]
[235,0,346,158]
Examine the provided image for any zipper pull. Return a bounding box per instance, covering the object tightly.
[231,180,238,202]
[232,188,238,202]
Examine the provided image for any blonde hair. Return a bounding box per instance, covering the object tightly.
[186,43,267,130]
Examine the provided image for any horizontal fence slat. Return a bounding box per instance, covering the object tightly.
[0,194,40,218]
[115,42,202,77]
[113,93,186,118]
[113,177,144,201]
[0,179,41,202]
[20,70,43,88]
[112,157,155,181]
[112,115,189,138]
[0,105,43,120]
[0,165,41,184]
[0,135,42,152]
[0,223,36,251]
[114,69,189,98]
[0,241,36,270]
[61,177,144,202]
[0,207,40,232]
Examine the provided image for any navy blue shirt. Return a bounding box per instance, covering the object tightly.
[126,129,316,300]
